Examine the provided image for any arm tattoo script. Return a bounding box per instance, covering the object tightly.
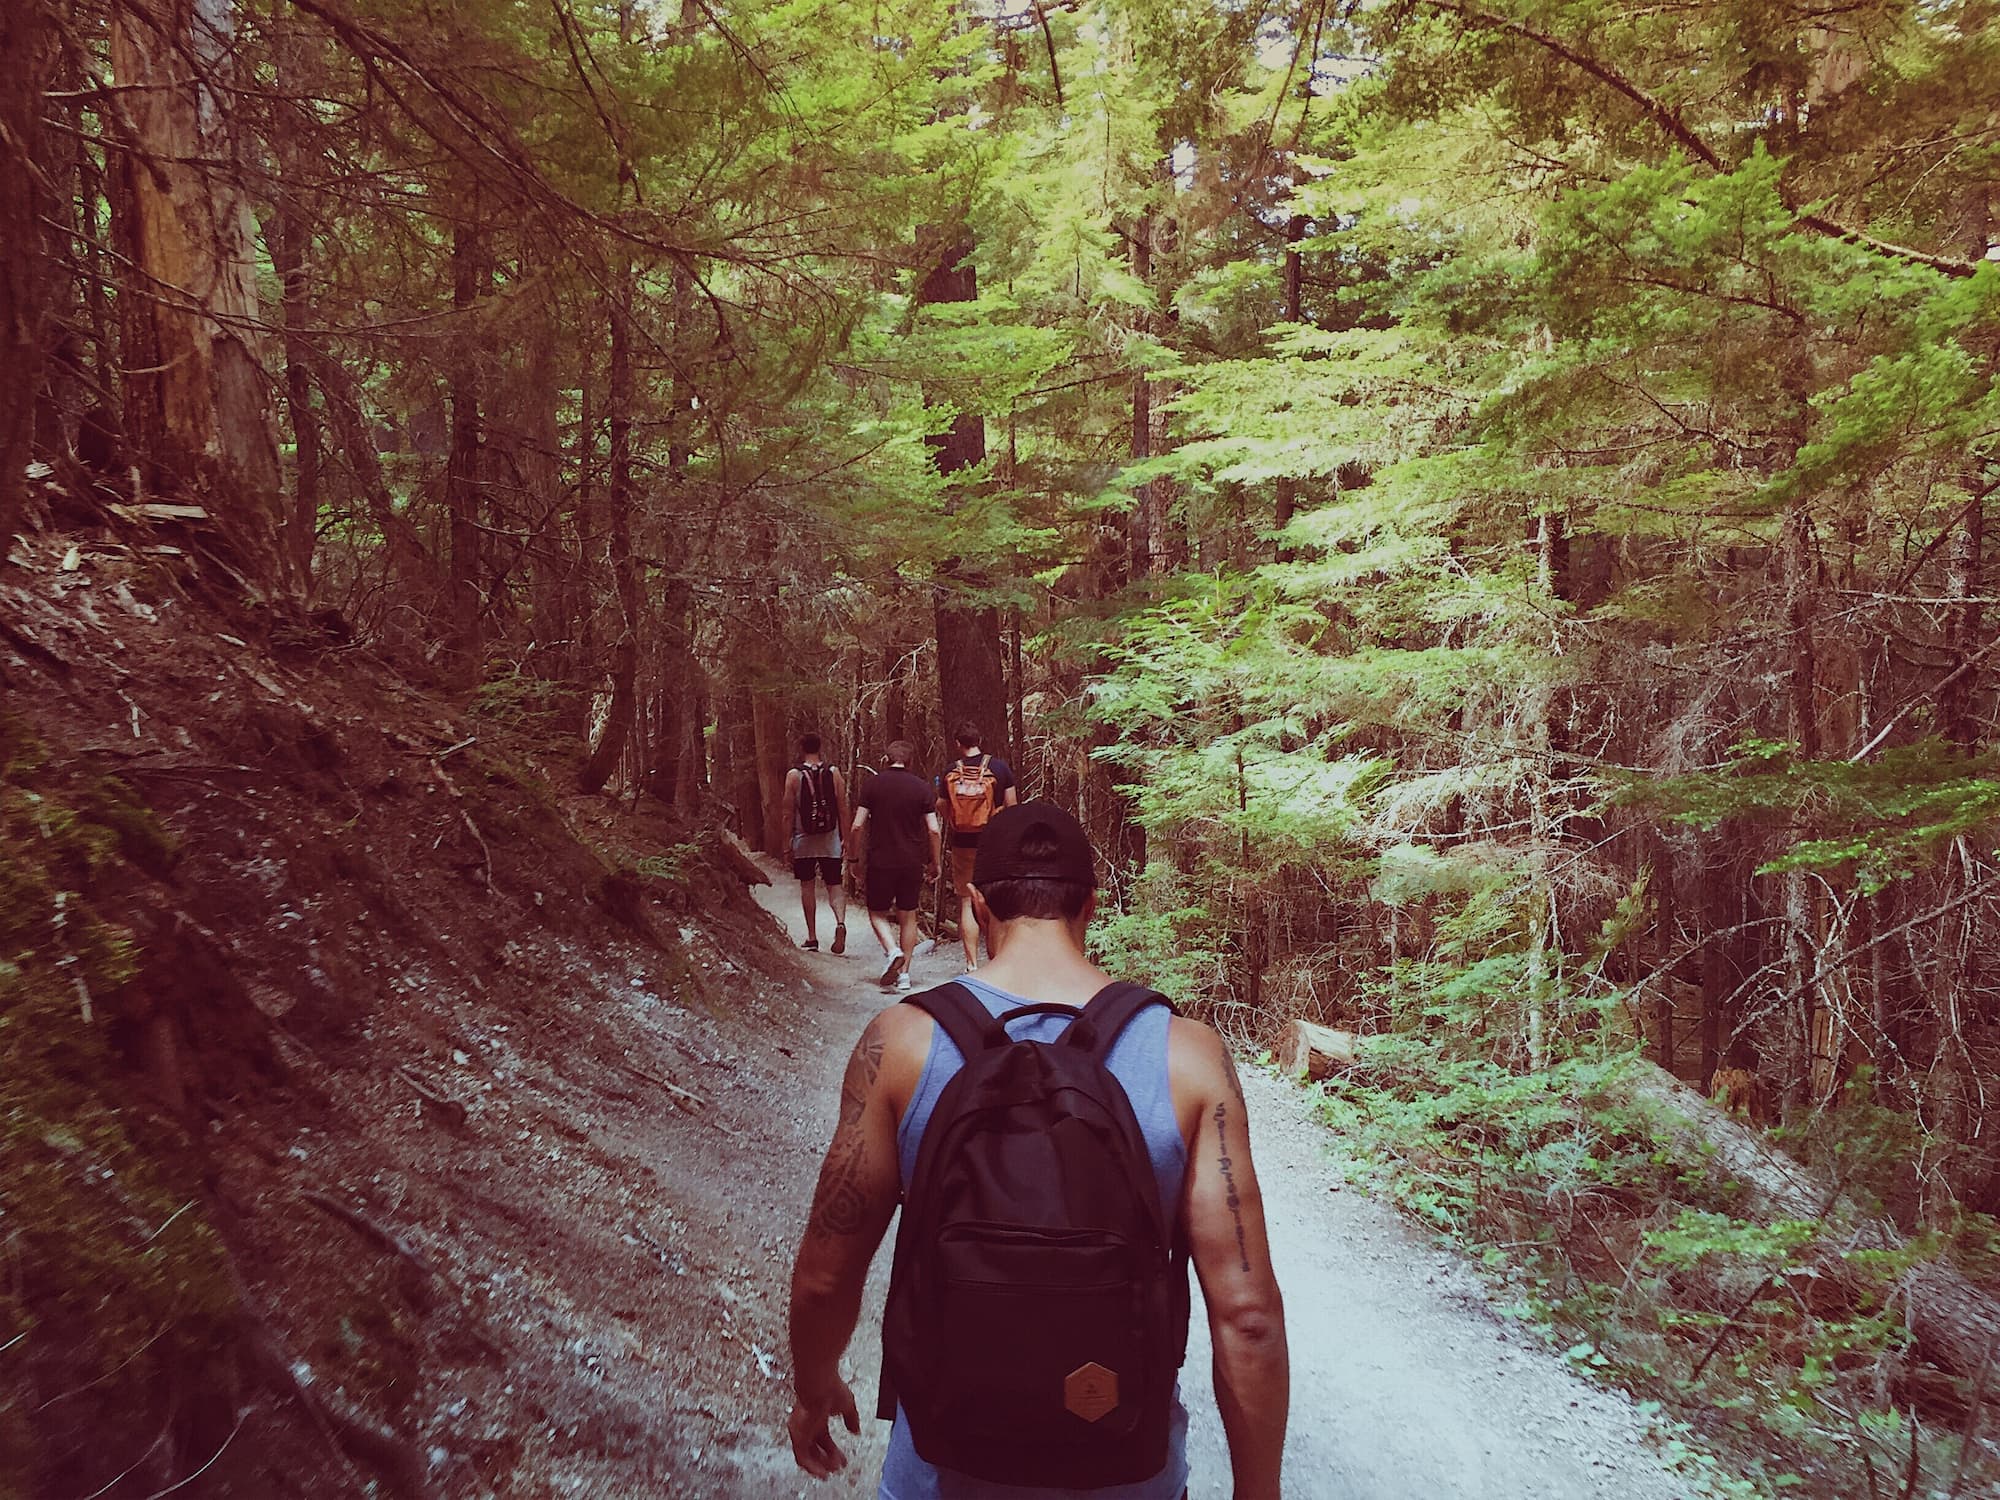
[807,1021,886,1240]
[1215,1101,1252,1273]
[1221,1048,1247,1109]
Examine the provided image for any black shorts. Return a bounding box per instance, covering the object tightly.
[865,863,922,914]
[792,856,842,885]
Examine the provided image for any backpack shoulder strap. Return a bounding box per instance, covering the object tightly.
[1061,980,1175,1059]
[901,982,1006,1059]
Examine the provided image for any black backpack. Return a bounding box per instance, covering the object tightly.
[878,981,1189,1489]
[795,763,836,835]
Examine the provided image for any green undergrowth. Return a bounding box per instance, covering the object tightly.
[0,715,238,1491]
[1312,1031,1999,1498]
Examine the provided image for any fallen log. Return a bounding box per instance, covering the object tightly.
[1279,1020,1360,1082]
[1617,1061,2000,1397]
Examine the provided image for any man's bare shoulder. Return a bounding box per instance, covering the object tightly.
[857,1000,934,1105]
[1166,1014,1246,1134]
[1167,1013,1232,1084]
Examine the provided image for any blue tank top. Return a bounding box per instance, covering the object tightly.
[878,975,1190,1500]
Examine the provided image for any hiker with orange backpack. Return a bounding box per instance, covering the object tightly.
[785,801,1289,1498]
[783,734,851,954]
[934,722,1018,972]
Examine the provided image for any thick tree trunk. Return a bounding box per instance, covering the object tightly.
[0,2,52,548]
[109,0,286,589]
[752,668,790,854]
[648,579,699,806]
[919,233,1010,762]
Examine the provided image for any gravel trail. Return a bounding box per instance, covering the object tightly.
[746,878,1690,1499]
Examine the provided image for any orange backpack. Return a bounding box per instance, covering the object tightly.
[944,756,999,834]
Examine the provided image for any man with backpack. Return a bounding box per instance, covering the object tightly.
[847,740,943,992]
[934,722,1018,973]
[786,802,1289,1499]
[783,734,851,954]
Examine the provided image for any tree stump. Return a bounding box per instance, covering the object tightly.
[1279,1020,1358,1082]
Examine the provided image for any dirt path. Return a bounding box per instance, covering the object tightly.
[740,877,1690,1500]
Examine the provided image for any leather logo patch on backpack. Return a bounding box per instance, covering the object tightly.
[1064,1362,1119,1423]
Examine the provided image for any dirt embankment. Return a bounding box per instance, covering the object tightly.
[0,530,851,1498]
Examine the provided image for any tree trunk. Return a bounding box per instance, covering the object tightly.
[578,257,640,794]
[919,233,1010,762]
[271,205,321,588]
[649,579,699,806]
[516,287,572,688]
[1622,1061,2000,1403]
[1939,489,1985,750]
[0,1,52,548]
[1780,499,1827,1108]
[724,681,762,843]
[753,666,790,854]
[32,46,80,473]
[648,352,700,805]
[444,215,486,684]
[109,0,285,590]
[881,644,908,749]
[1525,508,1571,1069]
[268,17,321,588]
[1272,207,1306,563]
[1130,211,1153,585]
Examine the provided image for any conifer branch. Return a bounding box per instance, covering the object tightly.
[1416,0,1980,279]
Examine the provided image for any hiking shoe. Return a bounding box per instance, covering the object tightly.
[895,971,912,992]
[830,924,846,956]
[801,938,819,952]
[879,949,906,987]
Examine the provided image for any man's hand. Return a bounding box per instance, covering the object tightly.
[787,1377,860,1479]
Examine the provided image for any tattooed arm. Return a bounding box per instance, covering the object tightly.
[786,1006,913,1478]
[1175,1020,1288,1500]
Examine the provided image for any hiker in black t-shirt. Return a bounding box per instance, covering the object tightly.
[934,722,1017,973]
[848,740,940,992]
[782,734,850,954]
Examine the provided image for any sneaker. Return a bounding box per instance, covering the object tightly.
[895,971,912,992]
[801,939,819,952]
[830,924,846,956]
[879,949,906,987]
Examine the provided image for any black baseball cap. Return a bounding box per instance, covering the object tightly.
[972,801,1099,887]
